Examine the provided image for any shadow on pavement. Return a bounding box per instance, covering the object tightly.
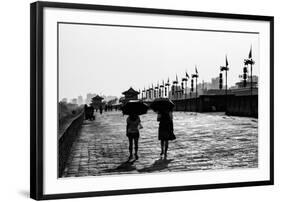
[138,158,173,173]
[103,160,137,173]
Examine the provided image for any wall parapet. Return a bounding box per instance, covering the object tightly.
[58,111,84,177]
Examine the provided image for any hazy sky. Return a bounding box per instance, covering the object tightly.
[59,23,259,100]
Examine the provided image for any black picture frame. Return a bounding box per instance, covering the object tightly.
[30,1,274,200]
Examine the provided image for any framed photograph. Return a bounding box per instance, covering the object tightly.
[30,1,274,200]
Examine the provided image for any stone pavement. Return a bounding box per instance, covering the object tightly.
[62,111,258,177]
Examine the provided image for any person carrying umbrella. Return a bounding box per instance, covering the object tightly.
[126,114,143,160]
[151,98,176,159]
[121,100,148,160]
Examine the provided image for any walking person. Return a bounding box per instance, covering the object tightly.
[99,105,103,114]
[126,114,143,160]
[157,111,175,159]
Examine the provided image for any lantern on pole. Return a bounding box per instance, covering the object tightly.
[192,66,199,98]
[160,80,164,98]
[243,66,248,87]
[220,55,230,112]
[219,72,223,90]
[244,46,255,116]
[173,75,178,99]
[165,78,170,98]
[142,87,146,99]
[154,82,158,99]
[192,66,199,112]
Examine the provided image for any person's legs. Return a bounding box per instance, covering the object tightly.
[134,137,139,160]
[164,140,169,159]
[160,140,164,156]
[128,136,133,159]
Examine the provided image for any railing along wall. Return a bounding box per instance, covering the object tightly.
[58,110,84,177]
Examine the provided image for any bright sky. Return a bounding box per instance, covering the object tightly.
[59,23,259,100]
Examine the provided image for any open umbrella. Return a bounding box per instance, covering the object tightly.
[150,98,175,112]
[121,100,148,115]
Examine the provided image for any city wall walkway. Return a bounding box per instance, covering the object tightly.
[62,111,258,177]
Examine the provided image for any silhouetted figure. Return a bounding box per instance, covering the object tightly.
[157,111,175,159]
[126,114,143,160]
[84,104,95,120]
[84,104,88,119]
[99,105,103,114]
[88,106,94,120]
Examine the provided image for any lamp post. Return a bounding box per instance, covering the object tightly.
[155,82,159,99]
[157,81,161,98]
[220,55,229,113]
[190,78,193,111]
[182,77,187,111]
[142,87,145,100]
[148,85,152,100]
[173,75,178,100]
[244,46,255,116]
[185,72,189,100]
[150,84,153,100]
[160,80,164,98]
[192,66,199,112]
[165,78,170,99]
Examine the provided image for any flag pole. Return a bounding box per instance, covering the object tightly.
[244,45,254,116]
[190,79,192,111]
[196,76,198,112]
[195,66,198,112]
[225,56,228,114]
[225,66,228,112]
[250,46,253,116]
[220,55,229,114]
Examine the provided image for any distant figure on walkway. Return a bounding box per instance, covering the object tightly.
[99,105,103,114]
[84,105,87,119]
[157,111,176,159]
[84,104,95,121]
[88,106,94,120]
[126,114,143,160]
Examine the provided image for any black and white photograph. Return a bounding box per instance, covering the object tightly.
[58,22,260,178]
[29,1,274,200]
[1,0,280,201]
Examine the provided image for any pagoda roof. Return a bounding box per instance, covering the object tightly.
[91,95,104,100]
[122,87,140,95]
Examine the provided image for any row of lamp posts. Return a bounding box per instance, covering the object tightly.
[139,66,199,111]
[139,47,254,114]
[140,68,199,100]
[219,47,255,115]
